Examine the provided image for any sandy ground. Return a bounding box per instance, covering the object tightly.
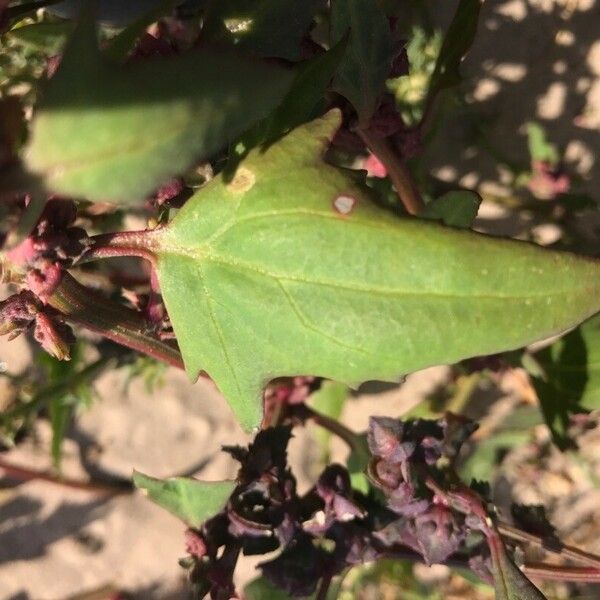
[1,1,599,598]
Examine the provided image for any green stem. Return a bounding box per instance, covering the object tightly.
[49,272,184,369]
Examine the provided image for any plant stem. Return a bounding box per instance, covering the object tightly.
[523,564,600,583]
[49,272,184,369]
[294,403,362,451]
[497,521,600,569]
[81,229,162,267]
[0,456,132,495]
[357,129,425,216]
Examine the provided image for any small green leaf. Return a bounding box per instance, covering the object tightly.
[526,122,560,166]
[330,0,392,125]
[529,315,600,448]
[155,112,600,431]
[421,190,482,229]
[24,11,293,204]
[133,471,235,527]
[203,0,323,61]
[424,0,482,110]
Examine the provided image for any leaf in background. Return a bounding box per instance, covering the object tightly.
[460,406,543,482]
[203,0,323,61]
[526,122,560,166]
[330,0,392,126]
[24,11,293,204]
[49,394,73,471]
[529,315,600,448]
[104,0,180,62]
[424,0,482,113]
[7,22,74,54]
[154,111,600,431]
[133,471,235,527]
[260,38,348,144]
[421,190,482,229]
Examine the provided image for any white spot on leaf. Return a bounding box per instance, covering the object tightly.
[333,194,357,215]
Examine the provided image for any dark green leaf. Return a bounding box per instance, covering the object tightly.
[421,190,481,228]
[133,471,235,527]
[529,315,600,448]
[424,0,482,109]
[154,112,600,431]
[104,0,180,62]
[203,0,323,61]
[24,11,293,204]
[261,38,348,143]
[330,0,392,125]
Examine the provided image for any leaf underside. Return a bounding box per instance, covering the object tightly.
[24,12,292,204]
[155,111,600,431]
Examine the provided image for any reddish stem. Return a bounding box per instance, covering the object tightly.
[82,229,162,267]
[49,272,184,369]
[357,129,425,216]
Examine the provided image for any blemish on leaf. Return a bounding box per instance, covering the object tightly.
[333,194,357,216]
[227,167,256,194]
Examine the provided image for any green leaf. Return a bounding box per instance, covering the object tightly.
[244,575,342,600]
[261,38,348,144]
[133,471,235,527]
[421,190,482,229]
[203,0,323,61]
[491,537,547,599]
[49,394,73,471]
[24,11,293,204]
[7,22,74,54]
[526,122,560,166]
[154,111,600,431]
[529,315,600,448]
[424,0,482,109]
[104,0,180,62]
[330,0,392,125]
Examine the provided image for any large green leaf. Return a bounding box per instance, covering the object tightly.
[530,314,600,448]
[133,471,235,527]
[330,0,392,125]
[203,0,323,61]
[24,12,292,204]
[154,112,600,431]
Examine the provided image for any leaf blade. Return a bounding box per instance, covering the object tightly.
[24,14,293,204]
[155,112,600,430]
[133,471,235,527]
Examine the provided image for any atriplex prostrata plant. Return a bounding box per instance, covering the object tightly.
[1,1,599,598]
